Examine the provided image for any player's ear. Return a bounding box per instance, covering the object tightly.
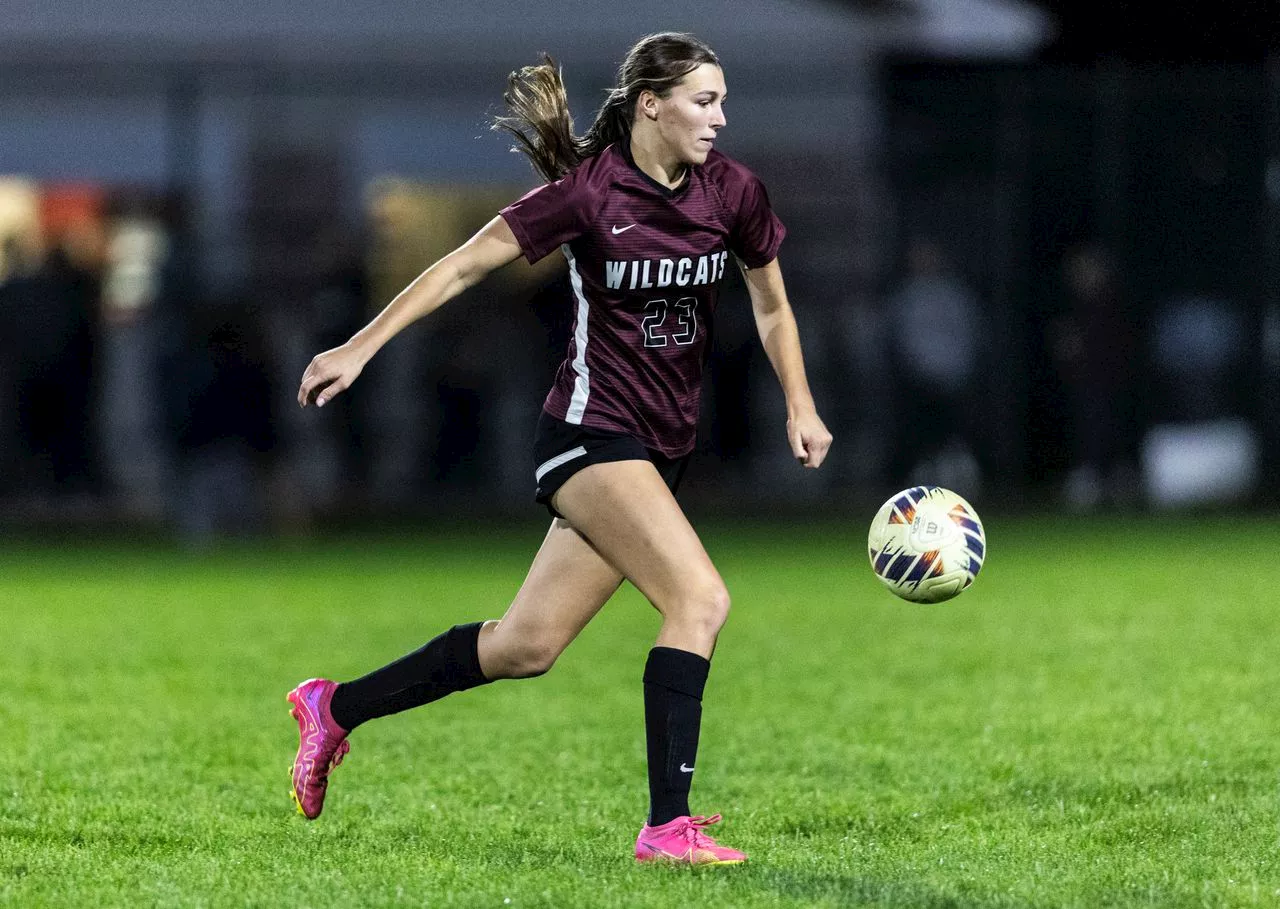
[637,89,660,122]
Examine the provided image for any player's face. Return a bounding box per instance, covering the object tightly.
[655,63,727,166]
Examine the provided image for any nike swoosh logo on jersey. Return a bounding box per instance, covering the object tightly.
[611,224,638,235]
[680,763,695,773]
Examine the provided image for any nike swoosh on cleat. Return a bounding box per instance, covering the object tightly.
[639,841,693,861]
[611,224,637,235]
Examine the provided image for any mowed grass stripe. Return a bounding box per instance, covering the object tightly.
[0,516,1276,908]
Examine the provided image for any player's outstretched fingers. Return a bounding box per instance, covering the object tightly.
[314,376,347,408]
[297,362,329,407]
[298,345,365,408]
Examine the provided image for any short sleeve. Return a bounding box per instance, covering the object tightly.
[499,169,593,264]
[729,174,786,269]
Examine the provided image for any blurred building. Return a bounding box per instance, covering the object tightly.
[2,0,1276,529]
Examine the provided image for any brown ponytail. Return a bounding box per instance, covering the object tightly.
[493,32,720,183]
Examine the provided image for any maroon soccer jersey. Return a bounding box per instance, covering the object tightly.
[500,143,785,457]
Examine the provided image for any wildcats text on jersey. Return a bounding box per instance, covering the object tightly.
[604,251,730,291]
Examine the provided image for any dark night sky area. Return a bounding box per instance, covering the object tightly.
[1033,0,1276,63]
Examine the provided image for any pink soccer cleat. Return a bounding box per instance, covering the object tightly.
[287,678,350,819]
[635,814,747,866]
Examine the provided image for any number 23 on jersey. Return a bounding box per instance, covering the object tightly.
[642,298,698,348]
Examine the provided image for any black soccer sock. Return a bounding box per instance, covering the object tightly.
[643,646,711,827]
[328,622,490,731]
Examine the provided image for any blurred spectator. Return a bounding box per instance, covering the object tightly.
[885,237,983,494]
[0,236,34,499]
[1141,292,1257,508]
[1150,293,1246,422]
[355,181,550,506]
[166,303,275,544]
[98,196,183,519]
[1047,242,1139,511]
[244,143,357,526]
[353,178,457,507]
[827,289,895,490]
[0,237,100,506]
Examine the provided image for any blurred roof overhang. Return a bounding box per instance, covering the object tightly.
[0,0,1053,70]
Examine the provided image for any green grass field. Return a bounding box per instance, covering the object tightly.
[1,515,1277,907]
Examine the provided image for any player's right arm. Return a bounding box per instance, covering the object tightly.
[298,214,524,408]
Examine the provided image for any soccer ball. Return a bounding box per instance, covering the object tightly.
[867,486,986,603]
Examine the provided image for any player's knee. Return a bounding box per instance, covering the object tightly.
[678,581,731,637]
[504,638,560,679]
[707,583,732,632]
[481,623,559,680]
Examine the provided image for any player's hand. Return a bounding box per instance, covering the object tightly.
[787,409,833,469]
[298,342,367,408]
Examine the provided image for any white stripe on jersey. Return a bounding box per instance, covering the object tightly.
[562,244,591,424]
[535,445,587,483]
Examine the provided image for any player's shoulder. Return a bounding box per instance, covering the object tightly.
[561,144,630,190]
[511,146,625,224]
[531,145,628,216]
[699,148,765,190]
[697,148,770,219]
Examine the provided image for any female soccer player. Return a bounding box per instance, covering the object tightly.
[289,32,832,866]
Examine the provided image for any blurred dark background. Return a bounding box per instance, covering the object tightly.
[0,0,1276,541]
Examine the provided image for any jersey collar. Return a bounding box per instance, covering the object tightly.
[617,141,692,199]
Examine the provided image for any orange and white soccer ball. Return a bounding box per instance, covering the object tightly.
[867,486,986,603]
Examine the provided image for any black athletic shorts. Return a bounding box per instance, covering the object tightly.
[532,410,691,518]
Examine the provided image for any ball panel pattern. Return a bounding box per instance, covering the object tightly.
[867,486,985,603]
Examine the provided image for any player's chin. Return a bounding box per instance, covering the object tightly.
[688,141,714,163]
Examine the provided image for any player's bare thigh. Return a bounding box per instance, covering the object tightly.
[477,517,623,679]
[549,459,729,658]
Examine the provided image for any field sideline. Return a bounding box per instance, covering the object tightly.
[1,516,1276,907]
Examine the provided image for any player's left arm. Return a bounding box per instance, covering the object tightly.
[741,256,833,469]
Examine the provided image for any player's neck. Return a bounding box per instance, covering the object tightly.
[628,135,688,190]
